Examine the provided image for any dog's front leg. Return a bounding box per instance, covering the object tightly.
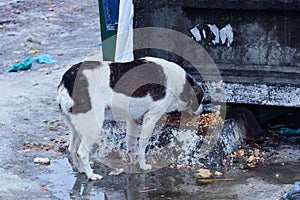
[138,108,164,171]
[126,119,139,164]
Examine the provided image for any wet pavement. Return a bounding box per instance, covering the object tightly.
[0,0,299,199]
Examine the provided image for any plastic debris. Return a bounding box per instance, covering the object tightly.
[280,182,300,200]
[109,168,124,176]
[280,128,300,136]
[34,54,57,64]
[34,157,51,165]
[29,49,39,54]
[6,57,32,72]
[139,188,157,193]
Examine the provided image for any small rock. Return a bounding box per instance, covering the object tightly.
[34,157,50,165]
[197,168,212,179]
[14,10,21,14]
[26,36,42,45]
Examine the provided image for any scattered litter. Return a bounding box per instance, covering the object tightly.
[280,181,300,200]
[48,7,55,11]
[49,17,58,22]
[34,157,51,165]
[29,49,39,54]
[196,168,212,179]
[215,171,223,177]
[247,155,256,163]
[97,41,102,46]
[39,187,49,192]
[139,188,158,193]
[230,148,264,167]
[26,37,42,45]
[6,57,32,72]
[280,128,300,136]
[169,163,193,169]
[57,53,63,56]
[0,25,4,29]
[34,54,57,64]
[109,168,124,176]
[24,143,54,151]
[162,111,224,127]
[53,137,67,144]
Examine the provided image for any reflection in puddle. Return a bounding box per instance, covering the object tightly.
[39,158,106,200]
[251,162,300,184]
[39,158,299,200]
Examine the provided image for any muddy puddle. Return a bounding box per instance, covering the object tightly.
[39,157,299,200]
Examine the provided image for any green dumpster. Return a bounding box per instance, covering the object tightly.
[98,0,119,61]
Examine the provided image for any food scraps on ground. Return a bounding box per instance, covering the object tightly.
[23,143,53,151]
[230,148,264,167]
[196,168,212,179]
[161,111,224,128]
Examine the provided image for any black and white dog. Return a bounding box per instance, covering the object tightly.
[57,57,204,180]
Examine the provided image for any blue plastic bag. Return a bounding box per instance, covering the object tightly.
[280,182,300,200]
[34,55,57,64]
[6,57,32,72]
[280,128,300,136]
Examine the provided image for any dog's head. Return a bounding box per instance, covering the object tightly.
[181,74,204,116]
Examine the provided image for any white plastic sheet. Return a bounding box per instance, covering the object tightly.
[115,0,134,62]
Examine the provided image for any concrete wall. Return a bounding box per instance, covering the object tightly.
[133,0,300,107]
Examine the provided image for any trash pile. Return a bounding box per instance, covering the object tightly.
[162,111,224,128]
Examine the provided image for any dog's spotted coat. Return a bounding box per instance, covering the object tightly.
[57,57,203,180]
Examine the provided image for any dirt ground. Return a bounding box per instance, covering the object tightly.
[0,0,299,199]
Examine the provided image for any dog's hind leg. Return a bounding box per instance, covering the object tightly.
[126,119,139,164]
[75,110,104,181]
[63,115,84,172]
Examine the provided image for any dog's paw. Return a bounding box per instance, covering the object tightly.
[88,173,103,181]
[140,163,152,171]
